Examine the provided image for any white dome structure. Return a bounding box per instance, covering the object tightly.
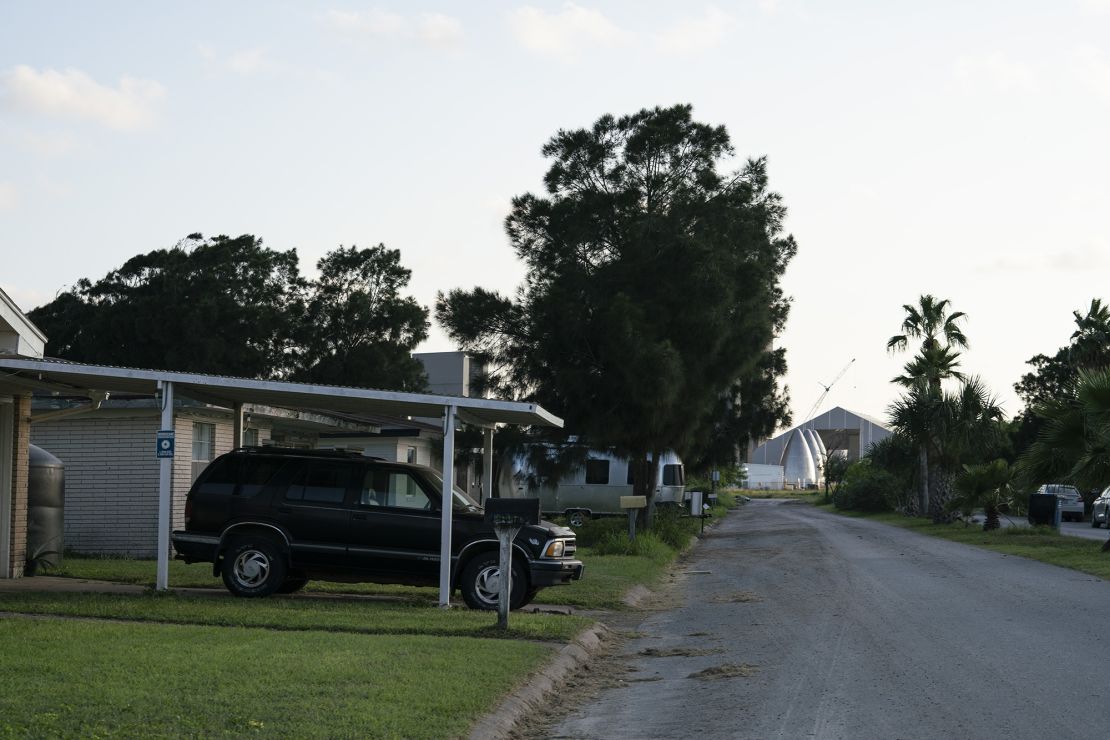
[780,428,816,487]
[805,428,826,481]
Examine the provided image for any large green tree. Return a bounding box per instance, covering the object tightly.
[29,234,305,378]
[437,104,795,521]
[292,245,429,391]
[29,234,429,389]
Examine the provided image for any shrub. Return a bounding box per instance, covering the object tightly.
[650,505,696,550]
[591,530,675,560]
[833,461,897,512]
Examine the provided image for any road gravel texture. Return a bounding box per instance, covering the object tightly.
[547,500,1110,740]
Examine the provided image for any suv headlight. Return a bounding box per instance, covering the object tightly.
[543,540,565,558]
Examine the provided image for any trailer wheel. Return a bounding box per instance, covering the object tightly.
[567,510,587,527]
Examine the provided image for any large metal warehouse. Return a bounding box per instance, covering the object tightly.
[749,406,893,468]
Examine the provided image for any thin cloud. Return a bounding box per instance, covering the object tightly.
[509,3,631,59]
[198,45,274,76]
[21,131,76,157]
[984,242,1110,272]
[1072,45,1110,97]
[954,52,1038,93]
[0,65,165,131]
[323,8,464,48]
[656,6,736,54]
[419,13,464,46]
[0,182,17,210]
[1080,0,1110,14]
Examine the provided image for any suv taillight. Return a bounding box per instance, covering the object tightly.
[184,498,192,526]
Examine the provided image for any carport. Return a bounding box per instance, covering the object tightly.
[0,356,562,606]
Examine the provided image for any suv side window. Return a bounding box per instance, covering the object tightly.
[360,468,433,510]
[195,456,239,497]
[285,461,354,505]
[239,457,290,497]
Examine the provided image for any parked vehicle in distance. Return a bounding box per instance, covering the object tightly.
[171,447,583,609]
[1091,486,1110,528]
[510,449,686,527]
[1035,484,1085,522]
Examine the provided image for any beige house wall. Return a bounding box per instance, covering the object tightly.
[30,407,274,557]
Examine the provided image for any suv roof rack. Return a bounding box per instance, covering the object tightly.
[232,446,386,461]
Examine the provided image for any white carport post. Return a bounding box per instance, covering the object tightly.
[438,404,457,608]
[156,380,174,591]
[482,428,494,503]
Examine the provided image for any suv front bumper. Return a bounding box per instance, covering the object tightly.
[529,558,584,587]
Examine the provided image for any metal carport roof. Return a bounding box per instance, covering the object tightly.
[0,356,562,606]
[0,357,561,428]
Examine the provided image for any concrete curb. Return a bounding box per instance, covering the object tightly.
[467,622,614,740]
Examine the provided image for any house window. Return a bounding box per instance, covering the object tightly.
[406,446,417,464]
[242,428,259,447]
[585,459,609,485]
[192,422,215,461]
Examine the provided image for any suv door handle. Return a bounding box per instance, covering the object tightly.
[353,513,367,520]
[277,507,291,514]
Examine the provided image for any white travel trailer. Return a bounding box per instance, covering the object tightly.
[510,450,686,526]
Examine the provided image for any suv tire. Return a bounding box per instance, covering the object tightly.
[277,576,310,594]
[221,537,288,597]
[460,552,527,611]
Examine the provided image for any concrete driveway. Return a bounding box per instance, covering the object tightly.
[546,499,1110,740]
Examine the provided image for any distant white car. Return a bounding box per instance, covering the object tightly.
[1091,486,1110,528]
[1036,484,1085,522]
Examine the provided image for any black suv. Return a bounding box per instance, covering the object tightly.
[171,447,583,609]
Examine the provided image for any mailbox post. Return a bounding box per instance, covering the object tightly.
[620,496,647,542]
[484,498,540,629]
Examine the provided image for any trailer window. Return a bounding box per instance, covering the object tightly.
[585,459,610,485]
[662,464,685,486]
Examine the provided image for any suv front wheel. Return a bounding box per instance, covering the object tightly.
[460,552,528,611]
[221,538,288,597]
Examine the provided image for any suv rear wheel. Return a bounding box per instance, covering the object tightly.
[221,538,288,597]
[460,552,527,611]
[277,576,309,594]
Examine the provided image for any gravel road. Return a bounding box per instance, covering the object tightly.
[547,500,1110,740]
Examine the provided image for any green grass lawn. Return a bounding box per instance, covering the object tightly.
[0,500,747,736]
[0,590,590,642]
[0,618,552,738]
[551,549,671,610]
[818,503,1110,579]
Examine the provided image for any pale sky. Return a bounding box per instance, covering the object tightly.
[3,1,1109,431]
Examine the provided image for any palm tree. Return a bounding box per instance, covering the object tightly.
[887,295,969,390]
[1069,298,1110,370]
[951,459,1014,531]
[894,345,964,388]
[889,376,1003,520]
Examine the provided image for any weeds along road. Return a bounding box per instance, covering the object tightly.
[548,499,1110,740]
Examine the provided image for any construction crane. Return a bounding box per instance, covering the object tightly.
[803,358,856,423]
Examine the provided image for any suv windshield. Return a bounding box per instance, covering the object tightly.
[421,470,482,511]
